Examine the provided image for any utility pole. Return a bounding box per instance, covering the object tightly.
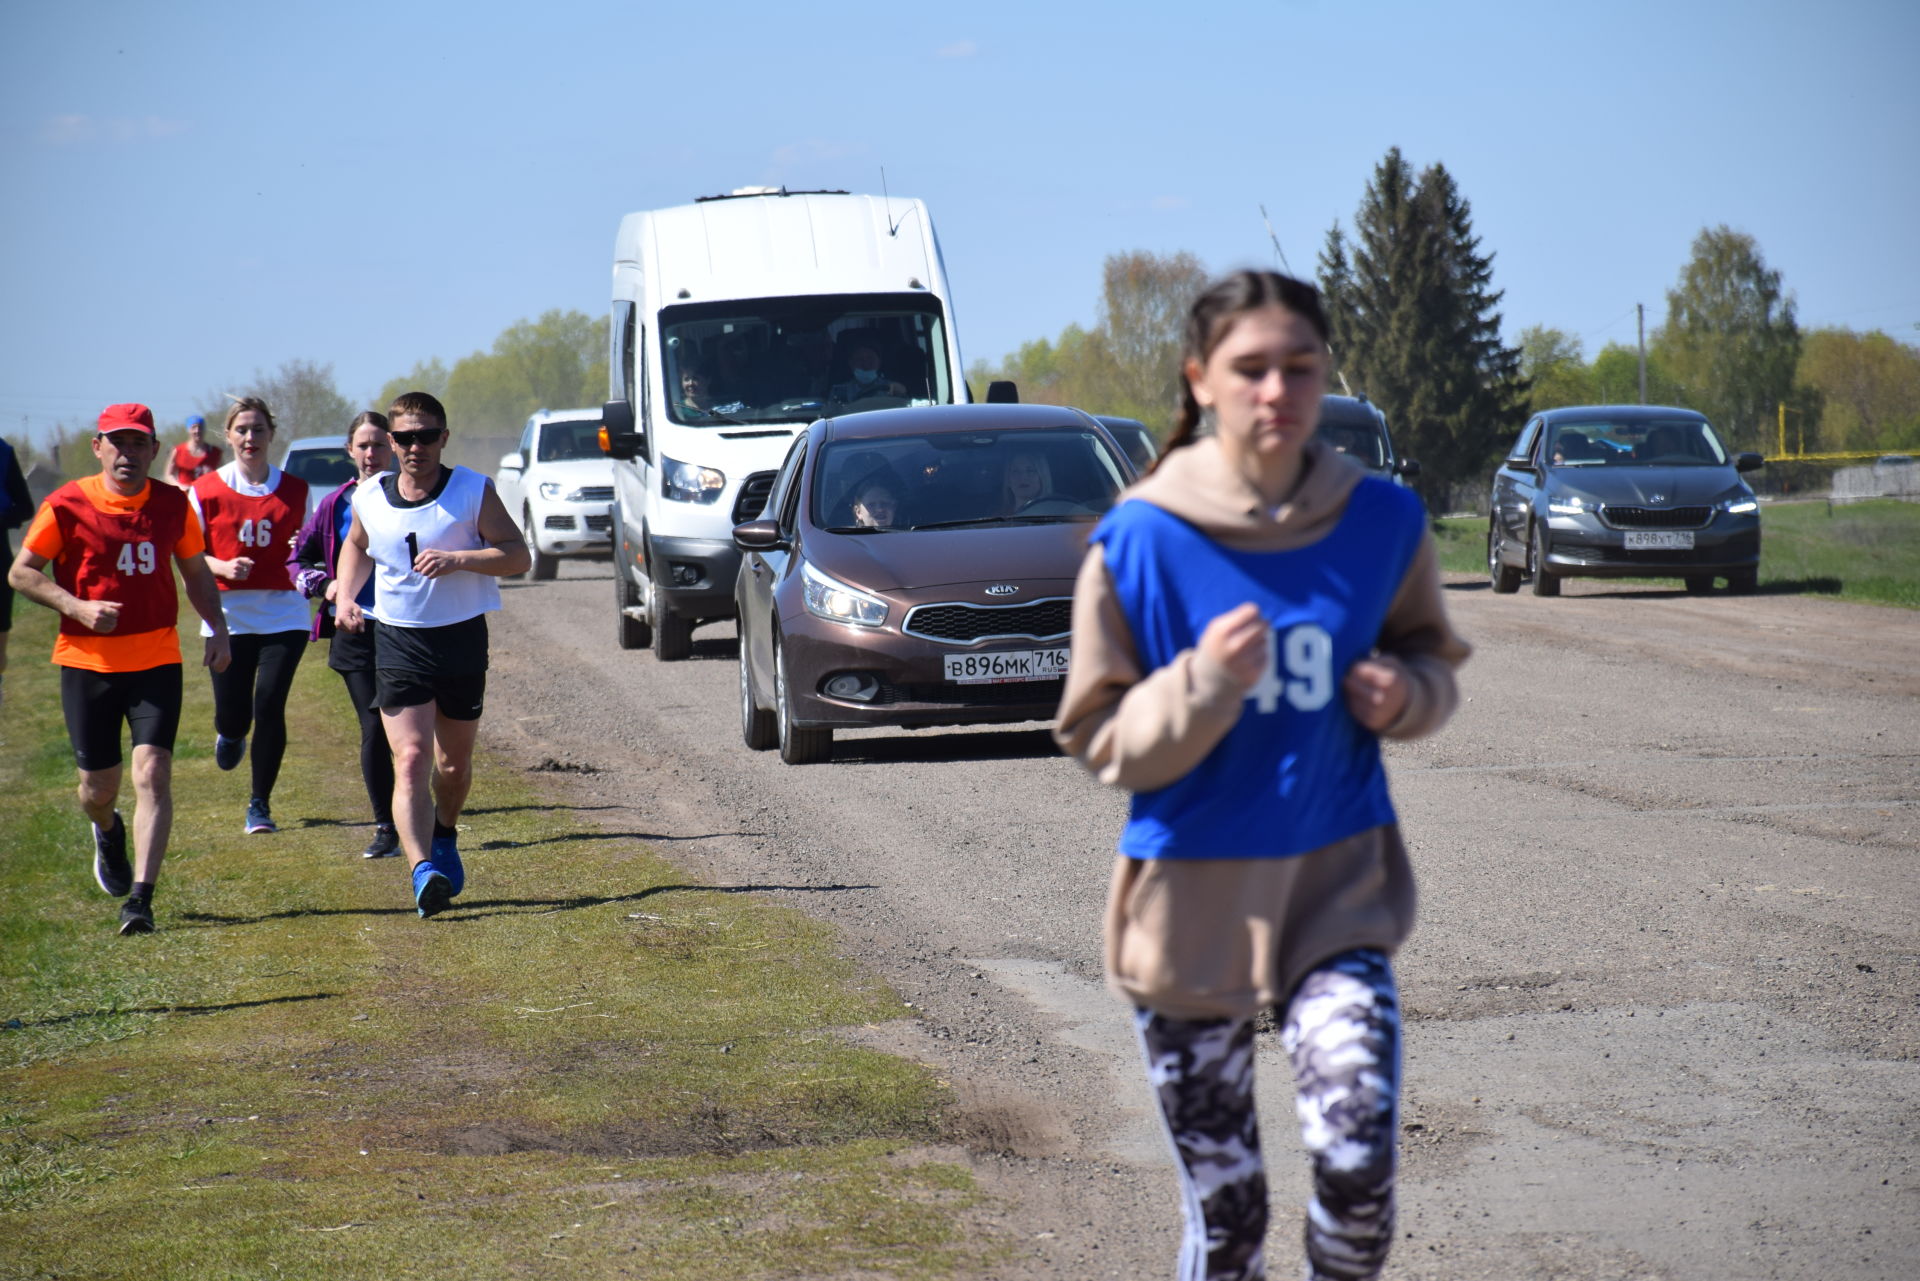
[1636,303,1647,405]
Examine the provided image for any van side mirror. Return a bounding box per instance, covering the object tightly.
[732,519,786,552]
[498,452,525,473]
[1736,452,1765,472]
[986,380,1019,404]
[599,399,643,461]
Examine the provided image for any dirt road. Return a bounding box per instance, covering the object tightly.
[484,564,1918,1280]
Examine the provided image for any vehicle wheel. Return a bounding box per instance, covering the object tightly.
[1488,520,1521,594]
[1727,568,1758,595]
[527,510,558,581]
[774,637,832,765]
[649,574,694,662]
[739,640,777,751]
[1529,521,1561,597]
[1684,575,1715,595]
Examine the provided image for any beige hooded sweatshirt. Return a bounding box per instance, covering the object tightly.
[1054,435,1471,1020]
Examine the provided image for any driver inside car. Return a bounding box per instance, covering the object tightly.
[1001,450,1052,513]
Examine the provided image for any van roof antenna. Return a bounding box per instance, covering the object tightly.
[882,166,901,236]
[1259,204,1295,276]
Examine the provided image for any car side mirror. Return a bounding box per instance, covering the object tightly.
[498,451,524,473]
[1395,457,1421,478]
[986,380,1019,404]
[599,399,643,461]
[1736,452,1765,472]
[732,519,787,552]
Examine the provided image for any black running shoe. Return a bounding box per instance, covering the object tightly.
[361,823,400,859]
[92,812,132,897]
[118,897,155,935]
[215,734,246,771]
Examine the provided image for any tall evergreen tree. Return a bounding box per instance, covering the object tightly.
[1318,147,1527,507]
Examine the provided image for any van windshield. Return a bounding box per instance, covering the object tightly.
[661,294,953,427]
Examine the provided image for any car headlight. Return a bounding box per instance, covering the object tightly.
[801,559,888,628]
[661,456,726,504]
[1719,493,1759,515]
[537,481,565,500]
[1547,494,1589,516]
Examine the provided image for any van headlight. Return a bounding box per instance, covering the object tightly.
[801,559,888,628]
[661,456,725,504]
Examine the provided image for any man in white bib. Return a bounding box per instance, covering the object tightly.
[334,392,530,917]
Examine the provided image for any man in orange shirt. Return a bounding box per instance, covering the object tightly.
[8,404,232,935]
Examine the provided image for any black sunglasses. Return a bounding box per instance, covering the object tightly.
[389,427,444,447]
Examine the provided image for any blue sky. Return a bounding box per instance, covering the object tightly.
[3,0,1915,442]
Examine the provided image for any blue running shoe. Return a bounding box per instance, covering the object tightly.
[431,830,464,896]
[412,862,453,919]
[214,734,246,771]
[244,797,276,835]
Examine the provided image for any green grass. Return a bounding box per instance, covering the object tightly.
[0,604,1006,1279]
[1432,498,1920,608]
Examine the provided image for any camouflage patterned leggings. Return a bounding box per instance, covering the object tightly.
[1134,948,1400,1281]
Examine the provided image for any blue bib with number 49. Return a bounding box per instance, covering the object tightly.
[1093,477,1426,860]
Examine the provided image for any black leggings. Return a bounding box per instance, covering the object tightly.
[337,666,394,825]
[210,630,306,802]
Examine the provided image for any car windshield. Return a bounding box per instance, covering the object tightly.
[661,294,953,427]
[536,420,604,462]
[811,429,1131,532]
[1547,418,1728,467]
[1315,407,1389,471]
[282,446,354,487]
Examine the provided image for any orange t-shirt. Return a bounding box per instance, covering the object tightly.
[22,476,207,672]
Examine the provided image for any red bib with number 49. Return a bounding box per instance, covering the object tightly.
[192,469,307,594]
[45,480,191,638]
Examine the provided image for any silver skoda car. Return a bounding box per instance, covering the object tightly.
[1487,405,1764,596]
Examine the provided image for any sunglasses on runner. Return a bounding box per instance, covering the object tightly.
[389,428,444,447]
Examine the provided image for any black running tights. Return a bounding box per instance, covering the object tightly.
[210,630,306,803]
[337,666,394,825]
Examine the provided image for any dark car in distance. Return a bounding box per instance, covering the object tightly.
[732,403,1138,763]
[1317,394,1418,486]
[1488,405,1763,596]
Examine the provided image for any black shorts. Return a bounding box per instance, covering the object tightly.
[328,617,378,673]
[1,528,14,631]
[373,669,486,721]
[61,664,184,770]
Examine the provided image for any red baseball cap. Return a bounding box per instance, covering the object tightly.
[97,403,157,436]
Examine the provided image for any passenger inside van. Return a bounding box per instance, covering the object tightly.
[829,344,909,403]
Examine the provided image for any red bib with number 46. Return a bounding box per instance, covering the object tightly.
[44,480,192,638]
[192,469,307,594]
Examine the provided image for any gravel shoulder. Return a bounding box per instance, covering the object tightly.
[484,564,1918,1280]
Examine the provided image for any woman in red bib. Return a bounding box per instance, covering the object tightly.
[190,398,310,834]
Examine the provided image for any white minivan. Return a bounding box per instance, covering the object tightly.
[599,187,968,660]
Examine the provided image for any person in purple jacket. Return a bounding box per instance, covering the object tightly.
[289,412,397,858]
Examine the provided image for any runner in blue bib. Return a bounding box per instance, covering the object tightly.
[1056,271,1471,1281]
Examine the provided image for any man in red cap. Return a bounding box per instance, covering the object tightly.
[8,404,232,934]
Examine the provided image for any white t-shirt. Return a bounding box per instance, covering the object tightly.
[352,466,502,628]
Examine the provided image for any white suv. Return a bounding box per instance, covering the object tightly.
[494,409,617,580]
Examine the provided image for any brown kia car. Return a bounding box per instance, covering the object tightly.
[732,403,1139,763]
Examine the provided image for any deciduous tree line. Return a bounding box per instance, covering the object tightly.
[975,146,1919,509]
